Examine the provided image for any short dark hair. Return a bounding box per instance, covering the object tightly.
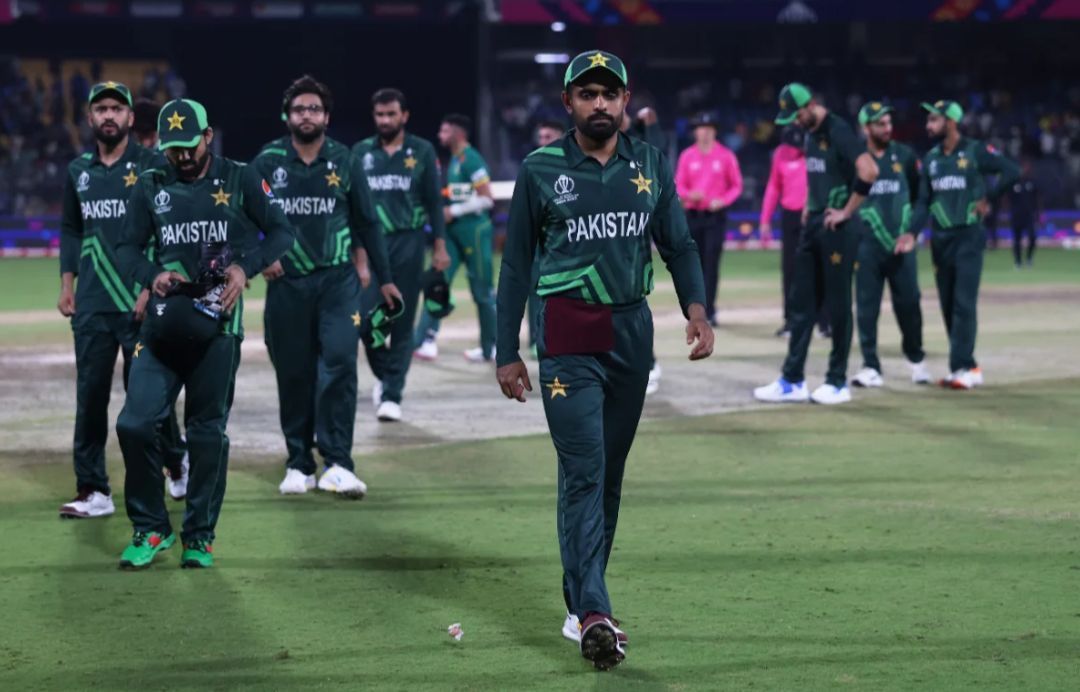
[132,97,159,136]
[372,87,407,111]
[282,74,334,115]
[442,113,472,135]
[536,119,566,134]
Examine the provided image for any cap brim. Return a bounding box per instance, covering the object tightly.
[775,111,797,126]
[90,89,132,106]
[566,66,626,89]
[921,102,942,116]
[159,134,203,150]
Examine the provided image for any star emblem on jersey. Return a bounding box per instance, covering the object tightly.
[167,111,186,131]
[588,52,610,69]
[325,170,342,187]
[630,171,653,194]
[546,377,568,399]
[404,155,417,170]
[134,342,144,358]
[892,162,903,173]
[211,186,231,206]
[123,169,138,187]
[958,158,969,170]
[351,311,361,327]
[830,252,842,265]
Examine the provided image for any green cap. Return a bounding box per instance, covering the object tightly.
[157,99,210,150]
[88,81,132,107]
[858,101,894,125]
[563,50,628,89]
[775,83,812,125]
[921,100,964,122]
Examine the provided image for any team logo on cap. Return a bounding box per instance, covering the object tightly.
[154,190,172,214]
[77,171,90,192]
[588,52,610,69]
[272,166,288,189]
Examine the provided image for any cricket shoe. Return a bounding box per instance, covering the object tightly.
[181,539,214,569]
[376,400,402,422]
[317,464,368,499]
[852,367,884,388]
[119,531,175,569]
[166,453,189,500]
[413,339,438,362]
[562,612,582,643]
[909,360,932,385]
[646,363,661,396]
[59,489,115,519]
[810,383,852,405]
[279,468,316,495]
[753,377,809,403]
[945,367,983,390]
[579,612,627,671]
[464,346,495,363]
[372,380,383,407]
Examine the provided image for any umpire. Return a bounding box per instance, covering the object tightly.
[115,99,294,569]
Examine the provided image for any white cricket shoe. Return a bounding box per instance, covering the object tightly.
[945,367,984,390]
[810,383,852,405]
[376,400,402,422]
[413,339,438,362]
[317,464,368,499]
[645,363,661,395]
[909,360,932,385]
[853,367,884,388]
[372,380,383,407]
[166,453,189,500]
[279,469,316,495]
[59,490,115,519]
[463,346,494,363]
[753,378,809,403]
[562,612,582,643]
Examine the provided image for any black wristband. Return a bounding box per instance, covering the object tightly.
[852,178,873,196]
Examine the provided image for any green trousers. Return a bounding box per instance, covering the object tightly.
[782,213,860,387]
[362,229,424,404]
[71,310,185,495]
[930,224,984,372]
[537,299,653,618]
[413,220,496,357]
[265,264,362,474]
[116,335,240,543]
[855,235,925,372]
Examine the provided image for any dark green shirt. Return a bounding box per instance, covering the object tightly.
[913,137,1020,231]
[805,112,862,213]
[495,130,706,367]
[117,155,295,338]
[252,136,391,281]
[60,140,159,314]
[445,144,493,233]
[858,141,920,250]
[351,133,445,238]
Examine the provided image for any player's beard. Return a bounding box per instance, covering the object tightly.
[928,129,946,143]
[175,151,210,182]
[290,122,325,144]
[578,112,620,142]
[869,133,891,149]
[378,124,403,143]
[93,121,128,148]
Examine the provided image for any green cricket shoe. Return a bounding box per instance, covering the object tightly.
[118,531,175,569]
[180,540,214,569]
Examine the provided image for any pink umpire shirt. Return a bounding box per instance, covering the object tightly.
[759,143,807,226]
[674,142,743,211]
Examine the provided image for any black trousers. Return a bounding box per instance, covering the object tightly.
[688,210,726,320]
[1012,222,1036,265]
[780,208,828,331]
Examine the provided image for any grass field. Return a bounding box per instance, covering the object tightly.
[1,249,1078,690]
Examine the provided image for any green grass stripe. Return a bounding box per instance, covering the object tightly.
[289,240,316,271]
[859,208,896,251]
[80,237,135,310]
[374,204,395,233]
[80,246,133,312]
[81,236,135,305]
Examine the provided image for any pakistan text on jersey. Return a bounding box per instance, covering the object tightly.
[160,220,229,245]
[931,176,967,191]
[279,196,338,216]
[81,199,127,219]
[869,179,902,195]
[366,174,412,192]
[806,157,827,173]
[566,211,651,243]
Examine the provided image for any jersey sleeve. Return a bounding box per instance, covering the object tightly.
[420,143,445,240]
[650,152,706,317]
[465,150,491,188]
[975,142,1020,201]
[347,155,393,284]
[910,153,932,233]
[833,120,864,181]
[901,145,921,207]
[237,165,295,278]
[115,176,161,289]
[59,168,83,276]
[494,163,541,367]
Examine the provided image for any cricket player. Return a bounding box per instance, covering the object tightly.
[754,83,879,405]
[412,114,496,363]
[851,101,931,388]
[352,88,450,422]
[912,100,1019,389]
[495,50,713,670]
[114,99,294,568]
[253,76,400,497]
[58,81,188,519]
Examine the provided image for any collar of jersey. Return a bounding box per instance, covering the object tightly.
[285,136,331,164]
[562,130,636,169]
[89,139,141,167]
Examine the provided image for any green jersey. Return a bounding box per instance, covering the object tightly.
[60,140,159,314]
[495,130,705,366]
[351,133,445,238]
[117,155,295,338]
[252,136,391,281]
[445,144,492,232]
[858,141,920,250]
[805,112,863,213]
[913,137,1020,231]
